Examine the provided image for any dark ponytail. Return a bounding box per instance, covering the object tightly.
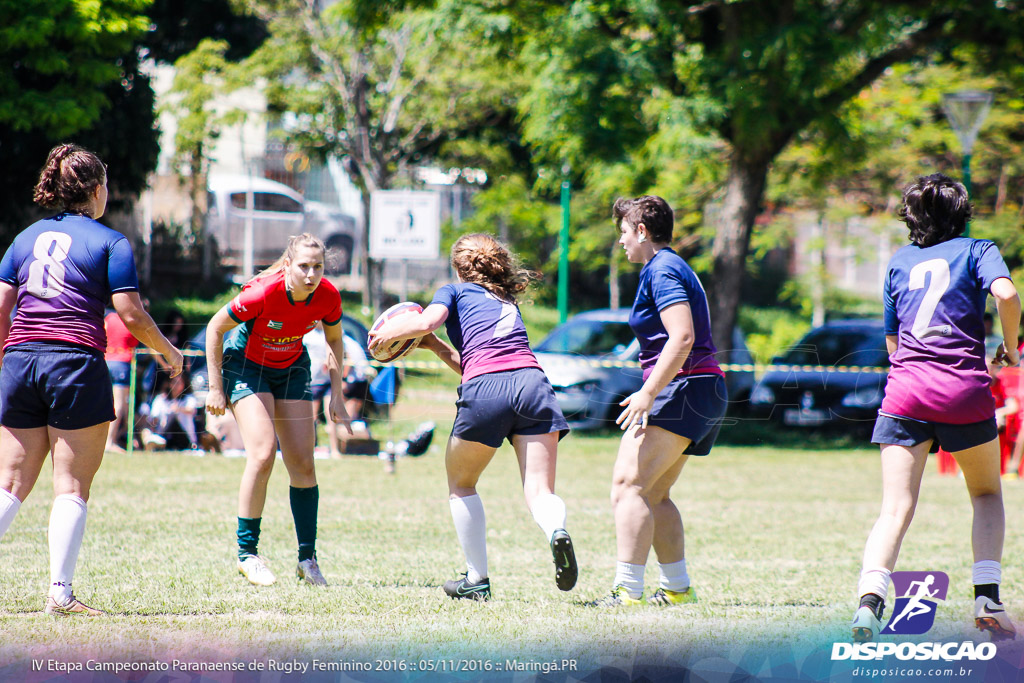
[33,143,107,212]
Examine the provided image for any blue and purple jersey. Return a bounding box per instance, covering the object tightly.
[629,248,722,381]
[880,237,1011,424]
[430,283,542,381]
[0,214,139,353]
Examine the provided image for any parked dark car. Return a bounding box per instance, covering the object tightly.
[748,318,889,429]
[533,309,755,430]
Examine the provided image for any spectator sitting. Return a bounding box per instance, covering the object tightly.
[139,370,202,452]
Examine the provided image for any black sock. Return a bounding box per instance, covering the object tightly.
[290,485,319,562]
[859,593,885,619]
[975,583,1000,603]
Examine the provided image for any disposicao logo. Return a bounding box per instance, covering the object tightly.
[882,571,948,635]
[831,570,997,663]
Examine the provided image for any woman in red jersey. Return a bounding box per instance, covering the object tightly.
[205,233,350,587]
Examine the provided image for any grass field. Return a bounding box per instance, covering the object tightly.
[3,372,1024,676]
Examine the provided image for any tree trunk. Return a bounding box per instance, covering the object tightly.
[709,155,771,349]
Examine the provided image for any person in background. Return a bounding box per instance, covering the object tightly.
[103,308,140,453]
[139,370,201,452]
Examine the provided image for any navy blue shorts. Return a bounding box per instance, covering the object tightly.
[647,374,728,456]
[107,360,131,387]
[453,367,570,448]
[0,342,116,430]
[872,413,998,453]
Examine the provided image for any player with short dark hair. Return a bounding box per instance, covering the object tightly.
[205,233,351,588]
[0,143,183,616]
[368,233,576,601]
[588,195,727,608]
[852,173,1021,642]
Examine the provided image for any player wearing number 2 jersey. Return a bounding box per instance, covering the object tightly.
[852,174,1021,643]
[0,144,182,617]
[368,233,576,601]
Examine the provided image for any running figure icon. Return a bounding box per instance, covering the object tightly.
[886,574,939,630]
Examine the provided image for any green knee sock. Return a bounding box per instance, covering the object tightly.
[237,517,262,560]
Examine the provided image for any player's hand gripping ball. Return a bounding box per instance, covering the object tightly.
[368,302,424,363]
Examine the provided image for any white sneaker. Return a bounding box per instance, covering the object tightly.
[296,557,328,586]
[975,596,1017,641]
[852,605,881,642]
[238,555,276,586]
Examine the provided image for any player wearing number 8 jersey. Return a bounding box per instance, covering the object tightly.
[368,234,576,600]
[853,174,1021,643]
[0,144,183,617]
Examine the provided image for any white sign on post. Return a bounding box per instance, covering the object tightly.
[369,190,441,260]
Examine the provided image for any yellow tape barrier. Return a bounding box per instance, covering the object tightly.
[126,348,890,375]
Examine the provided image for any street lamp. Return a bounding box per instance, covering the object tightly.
[941,90,992,199]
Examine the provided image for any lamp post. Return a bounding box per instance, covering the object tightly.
[558,165,571,324]
[941,90,992,202]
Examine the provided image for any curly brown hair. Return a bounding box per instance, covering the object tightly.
[450,233,536,302]
[33,143,107,212]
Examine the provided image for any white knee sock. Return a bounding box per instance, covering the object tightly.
[449,494,488,583]
[973,560,1001,586]
[858,567,892,600]
[613,561,645,599]
[48,494,88,604]
[529,493,567,541]
[659,559,690,592]
[0,488,21,540]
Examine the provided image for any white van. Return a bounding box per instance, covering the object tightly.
[206,174,359,275]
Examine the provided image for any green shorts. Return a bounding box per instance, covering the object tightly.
[223,351,313,404]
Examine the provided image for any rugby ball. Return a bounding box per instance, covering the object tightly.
[368,302,424,363]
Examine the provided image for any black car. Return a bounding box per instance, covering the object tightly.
[748,319,889,429]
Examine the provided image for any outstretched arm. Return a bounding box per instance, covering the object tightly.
[368,303,449,351]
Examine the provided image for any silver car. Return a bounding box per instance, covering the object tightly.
[534,309,754,430]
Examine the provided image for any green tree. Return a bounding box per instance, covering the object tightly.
[510,1,1024,344]
[0,0,151,235]
[0,0,267,242]
[238,0,522,309]
[161,39,241,243]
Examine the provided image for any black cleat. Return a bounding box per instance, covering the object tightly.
[550,529,578,591]
[443,573,491,601]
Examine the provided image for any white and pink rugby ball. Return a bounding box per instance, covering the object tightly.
[368,301,424,363]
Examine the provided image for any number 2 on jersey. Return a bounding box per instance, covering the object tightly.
[484,291,517,339]
[908,258,951,340]
[26,231,73,299]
